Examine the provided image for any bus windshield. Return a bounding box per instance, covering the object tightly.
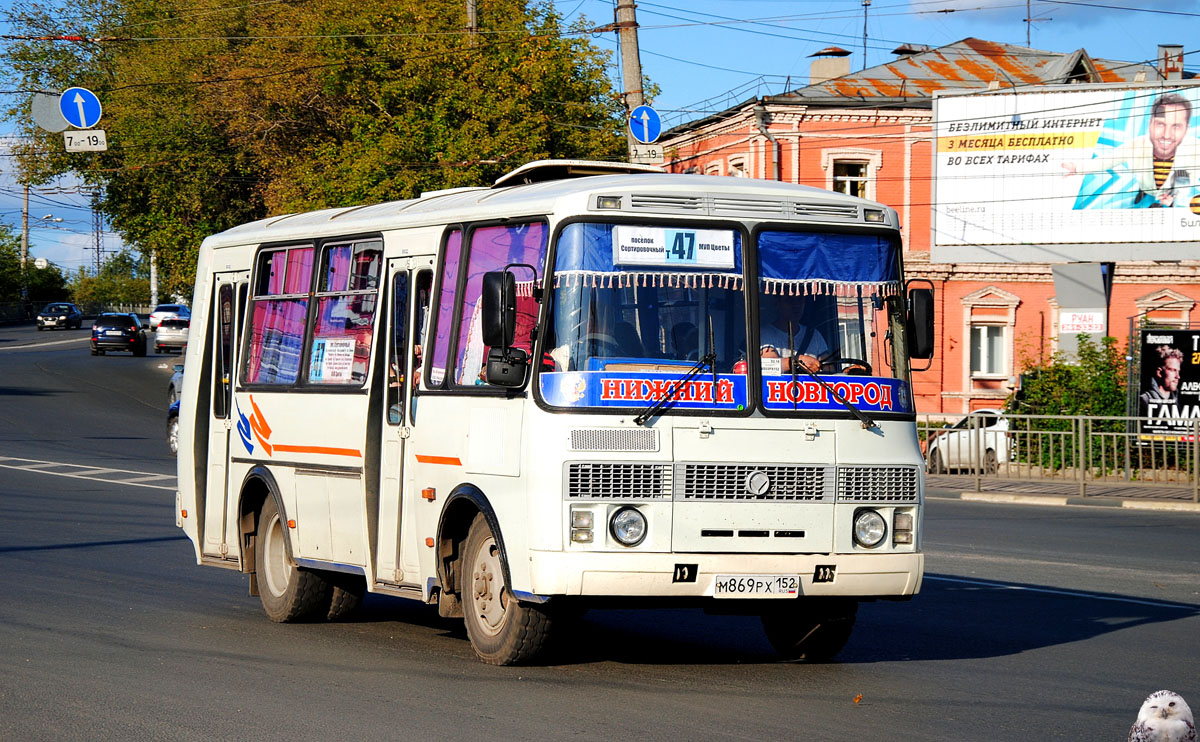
[539,221,913,417]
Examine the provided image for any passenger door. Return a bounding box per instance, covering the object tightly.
[377,258,433,583]
[203,272,249,558]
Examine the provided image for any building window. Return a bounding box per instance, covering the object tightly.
[970,325,1005,376]
[729,157,748,178]
[833,161,869,197]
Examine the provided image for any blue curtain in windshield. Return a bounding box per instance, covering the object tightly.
[757,231,899,296]
[554,222,743,289]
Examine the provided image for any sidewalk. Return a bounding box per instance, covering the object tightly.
[926,473,1200,512]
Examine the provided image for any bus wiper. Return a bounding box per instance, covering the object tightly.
[633,350,716,426]
[789,326,877,430]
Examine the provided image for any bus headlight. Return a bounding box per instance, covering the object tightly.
[609,507,647,547]
[893,511,914,545]
[853,509,887,548]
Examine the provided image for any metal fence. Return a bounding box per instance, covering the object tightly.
[918,412,1200,501]
[0,301,153,322]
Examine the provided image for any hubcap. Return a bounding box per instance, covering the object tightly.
[262,513,291,598]
[471,536,507,636]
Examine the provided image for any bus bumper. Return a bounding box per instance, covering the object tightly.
[525,551,923,599]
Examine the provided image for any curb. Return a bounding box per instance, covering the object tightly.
[927,490,1200,512]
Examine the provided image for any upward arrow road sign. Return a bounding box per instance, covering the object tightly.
[629,105,662,144]
[59,87,103,129]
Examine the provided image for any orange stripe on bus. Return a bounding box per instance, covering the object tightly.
[273,444,362,458]
[415,454,462,466]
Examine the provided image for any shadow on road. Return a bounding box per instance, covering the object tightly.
[344,573,1200,666]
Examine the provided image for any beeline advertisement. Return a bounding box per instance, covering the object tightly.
[933,84,1200,263]
[1138,329,1200,439]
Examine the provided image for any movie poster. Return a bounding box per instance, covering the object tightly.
[1138,328,1200,439]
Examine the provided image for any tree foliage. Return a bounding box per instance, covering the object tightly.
[0,223,70,306]
[69,249,150,306]
[1005,334,1127,418]
[2,0,625,298]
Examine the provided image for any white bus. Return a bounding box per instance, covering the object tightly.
[176,160,935,665]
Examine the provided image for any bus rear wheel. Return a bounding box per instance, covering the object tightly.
[760,598,858,662]
[255,497,332,622]
[460,515,552,665]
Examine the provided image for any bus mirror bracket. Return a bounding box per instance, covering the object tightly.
[906,280,935,369]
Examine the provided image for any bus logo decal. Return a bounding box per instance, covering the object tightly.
[235,395,274,456]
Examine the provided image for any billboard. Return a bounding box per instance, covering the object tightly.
[933,84,1200,263]
[1138,328,1200,440]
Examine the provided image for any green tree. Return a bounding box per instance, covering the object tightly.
[0,223,69,307]
[69,250,150,307]
[1006,334,1126,418]
[2,0,625,298]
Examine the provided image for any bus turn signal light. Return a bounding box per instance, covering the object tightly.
[422,488,436,501]
[287,519,296,529]
[425,537,434,547]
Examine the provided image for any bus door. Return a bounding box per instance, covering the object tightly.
[377,258,433,582]
[203,271,249,559]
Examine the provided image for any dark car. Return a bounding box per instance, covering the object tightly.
[36,302,83,330]
[167,400,180,455]
[91,313,148,356]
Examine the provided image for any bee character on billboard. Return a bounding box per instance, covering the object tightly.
[1066,93,1200,209]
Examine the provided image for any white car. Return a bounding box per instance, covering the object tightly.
[167,363,184,404]
[149,303,191,330]
[926,409,1011,474]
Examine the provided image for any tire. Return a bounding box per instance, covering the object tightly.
[90,345,98,356]
[37,326,44,331]
[134,341,147,357]
[255,497,332,622]
[168,387,178,405]
[927,447,945,474]
[983,448,998,475]
[167,416,179,456]
[325,573,367,621]
[154,345,162,354]
[761,598,858,662]
[461,515,553,665]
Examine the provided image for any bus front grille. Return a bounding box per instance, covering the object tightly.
[836,466,919,502]
[566,463,673,499]
[675,464,829,502]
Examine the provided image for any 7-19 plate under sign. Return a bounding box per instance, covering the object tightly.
[63,130,107,152]
[613,226,735,269]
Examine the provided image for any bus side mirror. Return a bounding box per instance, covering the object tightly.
[481,271,516,349]
[907,285,935,362]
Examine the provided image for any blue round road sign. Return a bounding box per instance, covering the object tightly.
[59,87,103,129]
[629,105,662,144]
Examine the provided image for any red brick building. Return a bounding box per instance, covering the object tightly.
[658,38,1198,414]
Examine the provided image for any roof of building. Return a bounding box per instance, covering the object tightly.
[666,37,1190,136]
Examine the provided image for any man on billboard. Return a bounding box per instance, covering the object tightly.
[1139,344,1183,412]
[1066,93,1200,209]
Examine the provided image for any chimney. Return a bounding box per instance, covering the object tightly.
[891,43,930,57]
[1158,44,1183,81]
[810,46,852,85]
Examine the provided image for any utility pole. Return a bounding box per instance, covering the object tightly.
[466,0,478,44]
[861,0,871,71]
[615,0,644,159]
[92,197,103,274]
[20,184,29,271]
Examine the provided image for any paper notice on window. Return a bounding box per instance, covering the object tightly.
[613,226,736,269]
[311,337,357,382]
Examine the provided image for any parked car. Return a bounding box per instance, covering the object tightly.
[167,400,180,455]
[90,313,148,356]
[168,363,184,404]
[149,303,191,330]
[154,318,189,353]
[926,409,1011,474]
[36,302,82,330]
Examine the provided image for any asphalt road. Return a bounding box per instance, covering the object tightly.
[0,324,1197,741]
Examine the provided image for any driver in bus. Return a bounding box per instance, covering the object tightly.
[759,292,831,373]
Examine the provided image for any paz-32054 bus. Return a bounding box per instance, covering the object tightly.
[176,160,935,665]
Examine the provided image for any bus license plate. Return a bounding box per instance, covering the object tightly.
[713,574,799,598]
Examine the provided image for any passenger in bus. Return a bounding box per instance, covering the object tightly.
[758,293,831,373]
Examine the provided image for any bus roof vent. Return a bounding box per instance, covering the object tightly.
[710,196,789,217]
[493,159,663,188]
[628,193,704,212]
[792,202,861,221]
[569,428,660,453]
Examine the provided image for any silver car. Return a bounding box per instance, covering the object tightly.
[149,303,190,330]
[154,318,189,354]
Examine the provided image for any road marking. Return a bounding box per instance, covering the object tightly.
[0,455,176,491]
[925,574,1200,611]
[0,336,90,351]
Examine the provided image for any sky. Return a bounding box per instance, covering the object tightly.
[2,0,1198,272]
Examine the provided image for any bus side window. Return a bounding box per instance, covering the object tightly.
[213,283,234,419]
[387,273,409,425]
[411,270,433,420]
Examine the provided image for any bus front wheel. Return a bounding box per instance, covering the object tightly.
[460,515,552,665]
[760,598,858,662]
[255,497,332,622]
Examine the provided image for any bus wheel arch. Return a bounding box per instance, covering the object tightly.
[435,486,510,619]
[237,466,289,579]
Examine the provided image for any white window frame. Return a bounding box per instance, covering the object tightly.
[961,286,1020,385]
[969,324,1006,377]
[821,148,882,201]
